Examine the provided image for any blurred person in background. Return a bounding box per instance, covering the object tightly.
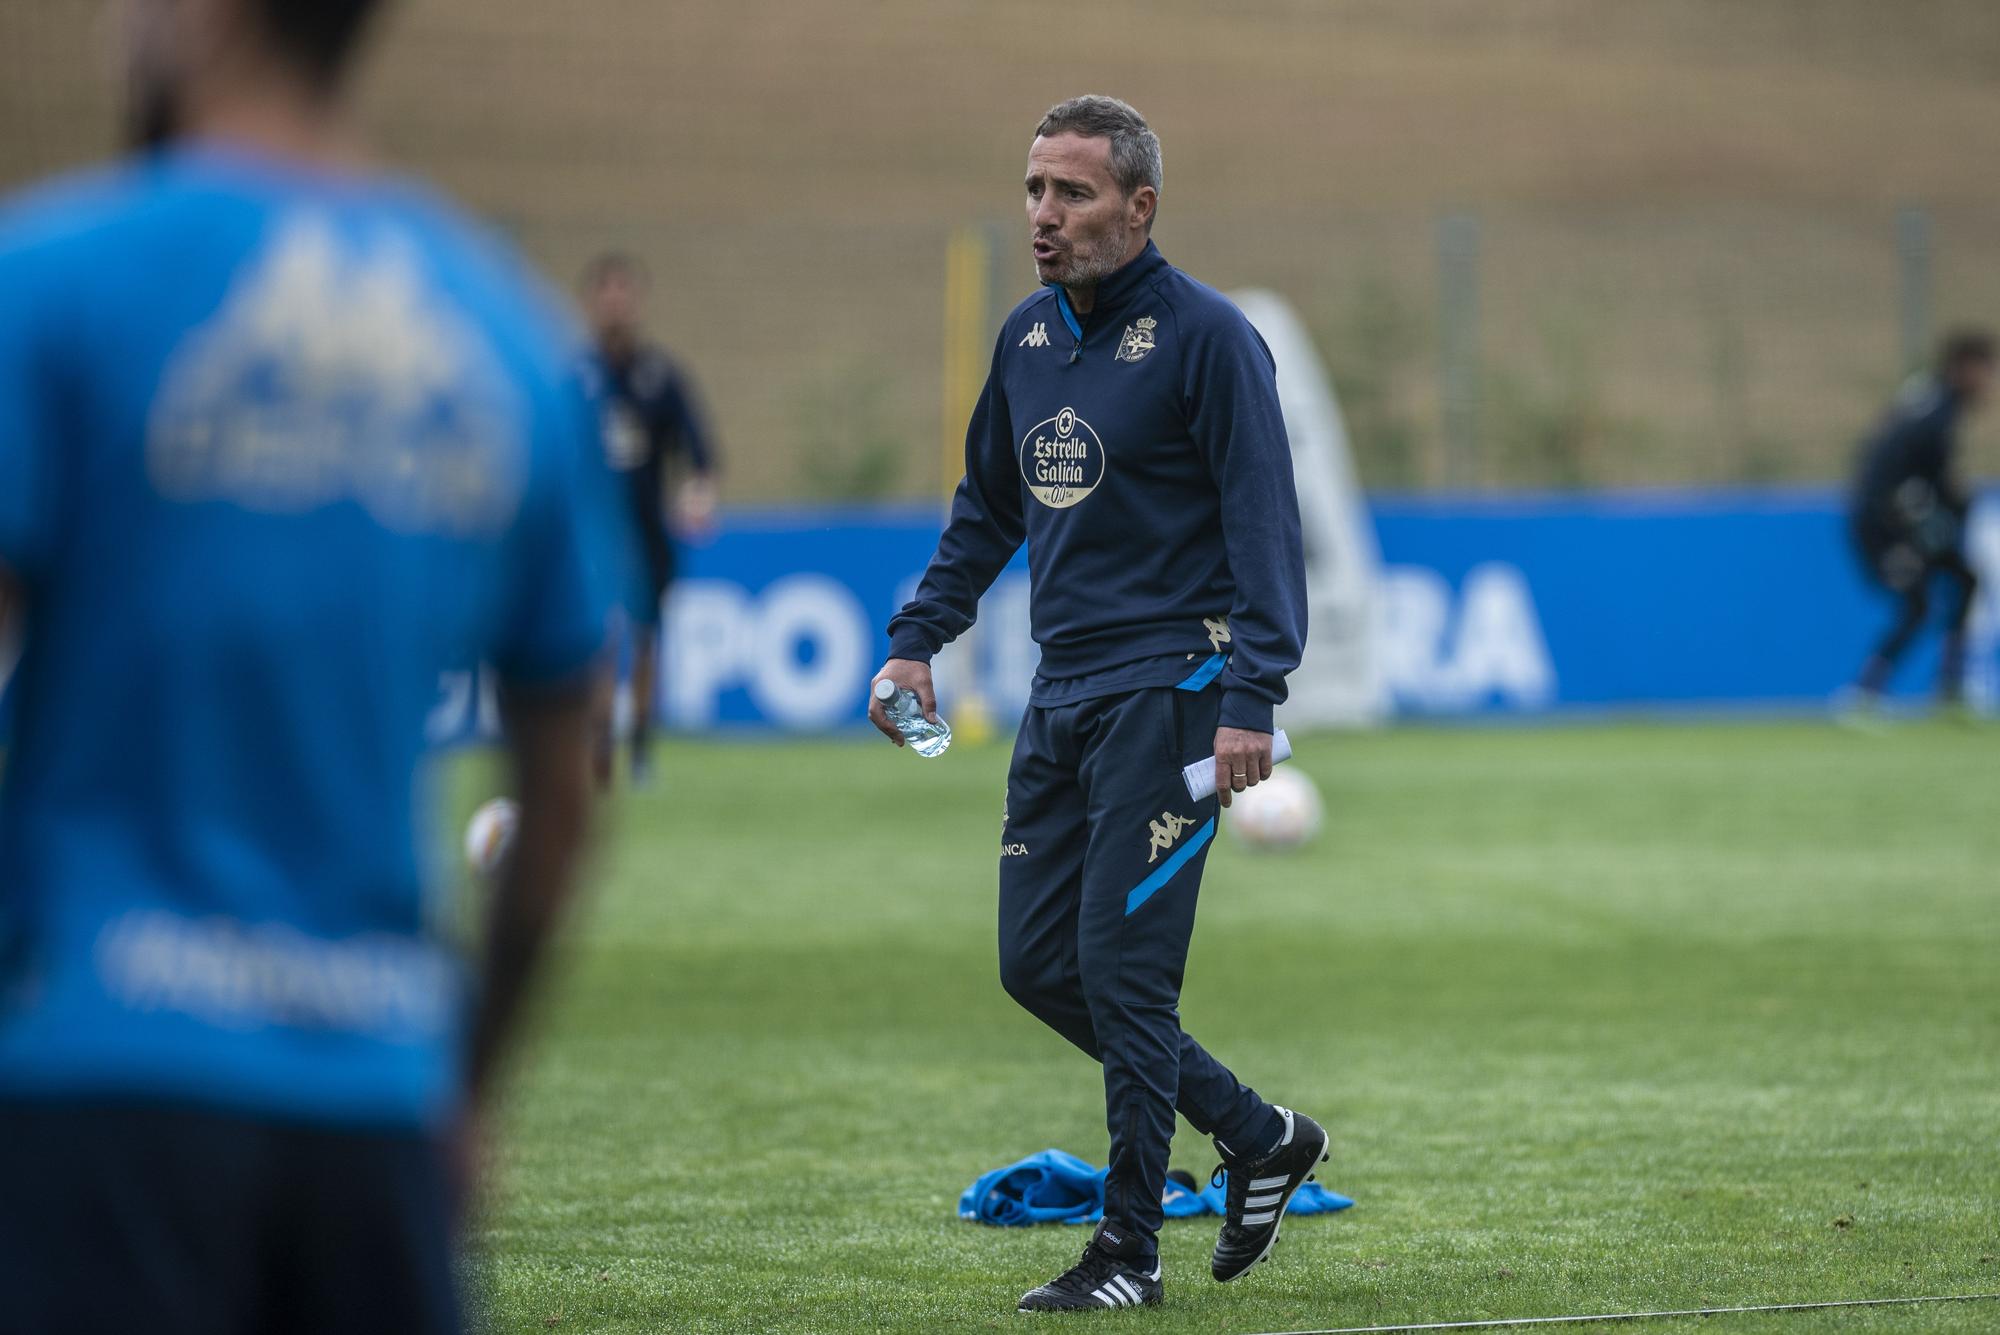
[580,252,719,787]
[1843,328,1994,717]
[0,0,619,1330]
[870,95,1324,1313]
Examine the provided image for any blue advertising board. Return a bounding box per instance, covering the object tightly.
[1367,488,1997,715]
[4,488,1995,739]
[629,486,1998,731]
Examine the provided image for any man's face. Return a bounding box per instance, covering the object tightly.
[583,271,644,353]
[1025,133,1150,289]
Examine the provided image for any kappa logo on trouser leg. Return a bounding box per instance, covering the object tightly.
[1146,811,1197,864]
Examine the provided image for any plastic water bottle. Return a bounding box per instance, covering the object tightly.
[874,678,952,757]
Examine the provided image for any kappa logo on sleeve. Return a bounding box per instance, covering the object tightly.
[1020,322,1050,348]
[1203,616,1232,652]
[1146,811,1197,863]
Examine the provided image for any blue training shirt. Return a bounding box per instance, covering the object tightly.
[0,145,621,1130]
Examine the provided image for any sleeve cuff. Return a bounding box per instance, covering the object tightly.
[1218,690,1274,734]
[886,623,939,664]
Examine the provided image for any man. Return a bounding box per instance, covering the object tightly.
[0,2,618,1330]
[870,96,1326,1312]
[1844,329,1993,714]
[580,252,718,785]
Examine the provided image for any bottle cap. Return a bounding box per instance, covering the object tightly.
[872,677,898,702]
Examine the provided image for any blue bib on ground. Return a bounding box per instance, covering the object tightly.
[958,1149,1354,1226]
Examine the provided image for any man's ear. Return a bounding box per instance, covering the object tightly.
[1129,186,1158,233]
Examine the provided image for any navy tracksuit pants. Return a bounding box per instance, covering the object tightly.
[998,682,1275,1256]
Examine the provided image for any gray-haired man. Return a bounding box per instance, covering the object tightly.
[871,96,1328,1312]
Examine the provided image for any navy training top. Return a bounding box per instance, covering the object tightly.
[888,242,1306,732]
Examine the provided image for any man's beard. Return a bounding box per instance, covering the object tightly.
[1041,238,1127,291]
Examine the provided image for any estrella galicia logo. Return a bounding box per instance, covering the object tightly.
[1019,407,1106,509]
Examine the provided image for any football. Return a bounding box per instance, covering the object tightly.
[464,797,521,875]
[1226,767,1324,851]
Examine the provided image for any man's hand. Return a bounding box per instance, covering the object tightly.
[1213,726,1273,809]
[868,658,937,746]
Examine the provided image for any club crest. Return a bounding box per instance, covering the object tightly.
[1114,315,1157,363]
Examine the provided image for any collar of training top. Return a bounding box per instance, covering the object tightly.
[1046,240,1168,319]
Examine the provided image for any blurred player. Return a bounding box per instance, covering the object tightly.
[1843,329,1993,715]
[0,1,620,1330]
[870,96,1326,1312]
[580,253,718,785]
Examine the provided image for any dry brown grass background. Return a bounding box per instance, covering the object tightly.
[3,0,1997,497]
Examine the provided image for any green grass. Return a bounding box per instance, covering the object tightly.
[461,722,2000,1334]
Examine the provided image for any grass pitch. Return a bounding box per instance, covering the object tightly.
[463,722,1998,1334]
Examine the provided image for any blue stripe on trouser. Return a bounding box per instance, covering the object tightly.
[1125,817,1216,916]
[1175,653,1228,691]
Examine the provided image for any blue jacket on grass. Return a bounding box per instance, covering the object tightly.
[959,1148,1353,1227]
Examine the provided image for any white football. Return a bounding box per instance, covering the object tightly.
[1227,767,1324,851]
[463,797,520,875]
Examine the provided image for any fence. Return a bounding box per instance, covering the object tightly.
[4,2,1996,501]
[495,205,2000,502]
